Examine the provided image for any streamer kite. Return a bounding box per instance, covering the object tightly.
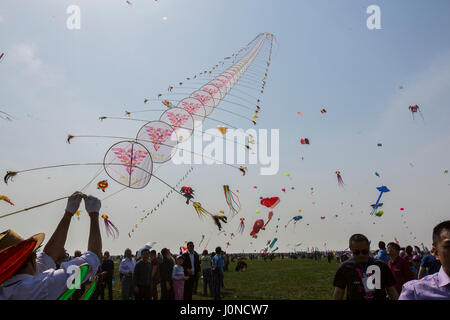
[223,185,241,218]
[408,105,424,120]
[285,215,302,229]
[0,195,14,206]
[101,214,119,239]
[335,171,344,187]
[238,217,245,234]
[269,237,278,249]
[263,211,273,229]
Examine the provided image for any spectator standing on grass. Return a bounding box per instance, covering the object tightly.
[182,241,201,300]
[159,248,174,300]
[133,248,152,300]
[119,248,136,300]
[172,256,189,300]
[333,234,398,300]
[100,251,114,300]
[387,242,415,295]
[399,220,450,300]
[200,250,213,297]
[212,247,224,300]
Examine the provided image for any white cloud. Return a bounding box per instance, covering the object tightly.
[10,43,43,73]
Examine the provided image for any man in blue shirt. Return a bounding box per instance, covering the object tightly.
[376,241,390,264]
[212,246,224,300]
[418,250,441,279]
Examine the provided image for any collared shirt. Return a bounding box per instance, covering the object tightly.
[189,252,195,274]
[0,251,100,300]
[36,252,57,273]
[119,257,136,276]
[212,254,224,272]
[399,267,450,300]
[388,256,415,294]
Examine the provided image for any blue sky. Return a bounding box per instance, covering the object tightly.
[1,0,450,255]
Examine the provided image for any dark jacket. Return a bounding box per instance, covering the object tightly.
[133,260,153,287]
[159,257,174,282]
[182,251,201,277]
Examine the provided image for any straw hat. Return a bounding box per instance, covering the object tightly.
[0,229,45,284]
[0,229,44,252]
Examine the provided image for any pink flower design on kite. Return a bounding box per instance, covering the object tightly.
[193,93,211,104]
[211,81,224,89]
[166,112,190,129]
[145,126,173,151]
[202,87,218,96]
[182,101,202,114]
[112,148,149,175]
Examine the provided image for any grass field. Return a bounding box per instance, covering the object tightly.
[108,257,339,300]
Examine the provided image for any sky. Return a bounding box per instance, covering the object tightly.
[1,0,450,255]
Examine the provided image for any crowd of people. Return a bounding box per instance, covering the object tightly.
[1,192,449,300]
[332,220,450,300]
[115,242,227,300]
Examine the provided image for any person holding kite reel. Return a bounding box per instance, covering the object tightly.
[0,192,102,300]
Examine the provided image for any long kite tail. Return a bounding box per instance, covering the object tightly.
[337,174,345,187]
[104,218,120,239]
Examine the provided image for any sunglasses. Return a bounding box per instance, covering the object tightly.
[352,249,369,256]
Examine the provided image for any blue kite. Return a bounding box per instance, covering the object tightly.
[370,186,390,215]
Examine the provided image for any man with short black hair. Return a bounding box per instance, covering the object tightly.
[387,242,415,295]
[182,241,200,300]
[333,234,398,300]
[376,241,390,264]
[399,220,450,299]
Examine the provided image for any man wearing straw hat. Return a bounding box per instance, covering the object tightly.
[0,192,102,300]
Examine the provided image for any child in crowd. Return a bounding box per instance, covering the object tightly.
[172,255,189,300]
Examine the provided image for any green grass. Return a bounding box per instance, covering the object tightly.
[108,257,338,300]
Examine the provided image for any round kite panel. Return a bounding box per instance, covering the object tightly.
[160,107,194,144]
[104,141,153,189]
[136,120,178,163]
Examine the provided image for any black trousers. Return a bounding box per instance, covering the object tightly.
[160,280,174,300]
[135,285,152,300]
[184,276,195,300]
[101,276,113,300]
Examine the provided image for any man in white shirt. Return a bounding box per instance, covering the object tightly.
[119,248,136,300]
[0,192,102,300]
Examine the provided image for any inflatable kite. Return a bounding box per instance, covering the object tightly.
[263,211,274,229]
[260,197,280,209]
[250,219,264,238]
